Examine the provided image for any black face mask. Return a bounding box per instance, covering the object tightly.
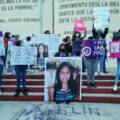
[60,49,65,52]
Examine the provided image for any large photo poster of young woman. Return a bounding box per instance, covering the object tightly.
[45,57,82,103]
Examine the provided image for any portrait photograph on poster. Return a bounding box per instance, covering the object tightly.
[45,57,82,103]
[35,43,48,68]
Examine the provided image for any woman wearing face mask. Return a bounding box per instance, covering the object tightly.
[72,29,86,56]
[54,44,68,57]
[72,28,86,72]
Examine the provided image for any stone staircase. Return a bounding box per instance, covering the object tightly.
[0,75,120,103]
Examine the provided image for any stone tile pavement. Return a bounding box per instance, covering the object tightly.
[0,101,120,120]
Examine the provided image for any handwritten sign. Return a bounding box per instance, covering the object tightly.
[74,19,85,31]
[10,46,37,65]
[0,31,5,56]
[34,34,62,57]
[94,7,110,28]
[109,41,120,58]
[81,39,103,57]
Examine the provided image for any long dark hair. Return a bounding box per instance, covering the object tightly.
[37,43,48,58]
[54,62,78,98]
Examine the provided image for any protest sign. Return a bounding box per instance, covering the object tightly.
[0,31,5,56]
[81,39,104,57]
[109,41,120,58]
[10,46,37,65]
[45,57,82,101]
[94,7,110,28]
[74,19,85,31]
[34,34,62,57]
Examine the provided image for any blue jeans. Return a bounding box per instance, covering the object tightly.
[115,61,120,83]
[0,65,3,86]
[96,49,105,73]
[15,65,27,90]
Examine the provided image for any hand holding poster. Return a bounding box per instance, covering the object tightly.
[74,19,85,31]
[10,46,37,65]
[45,57,82,102]
[94,7,110,28]
[109,41,120,58]
[81,39,104,57]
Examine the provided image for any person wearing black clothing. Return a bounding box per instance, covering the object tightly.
[92,18,109,75]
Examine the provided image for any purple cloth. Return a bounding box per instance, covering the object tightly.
[10,38,16,45]
[60,52,66,57]
[81,39,103,58]
[72,39,82,53]
[0,31,3,37]
[0,57,4,65]
[117,58,120,62]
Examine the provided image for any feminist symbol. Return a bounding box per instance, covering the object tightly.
[82,47,91,57]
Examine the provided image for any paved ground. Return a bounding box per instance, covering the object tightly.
[0,101,120,120]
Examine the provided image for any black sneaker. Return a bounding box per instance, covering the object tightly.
[23,89,28,96]
[65,100,69,104]
[91,83,97,88]
[14,89,20,97]
[56,101,60,104]
[87,83,91,88]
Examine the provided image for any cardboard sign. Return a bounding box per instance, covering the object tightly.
[109,41,120,58]
[74,19,85,31]
[81,39,104,57]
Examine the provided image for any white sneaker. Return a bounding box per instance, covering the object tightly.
[100,72,105,76]
[113,85,117,91]
[95,72,98,76]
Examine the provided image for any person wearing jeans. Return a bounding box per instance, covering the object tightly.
[14,65,28,97]
[0,56,4,95]
[95,47,105,75]
[113,58,120,91]
[14,40,28,97]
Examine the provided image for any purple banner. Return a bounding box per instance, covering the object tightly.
[81,39,104,58]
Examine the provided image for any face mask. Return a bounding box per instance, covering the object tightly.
[75,33,81,37]
[60,49,65,52]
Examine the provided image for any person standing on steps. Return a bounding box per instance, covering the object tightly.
[92,18,109,76]
[113,30,120,91]
[14,40,28,97]
[84,36,97,89]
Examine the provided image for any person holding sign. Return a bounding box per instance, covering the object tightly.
[0,56,4,95]
[92,18,109,75]
[14,40,28,97]
[72,28,86,56]
[113,30,120,91]
[84,36,97,88]
[72,28,86,72]
[48,62,78,104]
